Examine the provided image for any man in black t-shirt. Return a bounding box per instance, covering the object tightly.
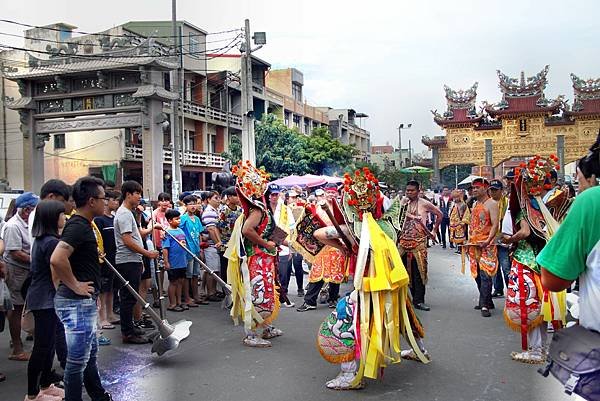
[94,190,120,329]
[50,176,112,401]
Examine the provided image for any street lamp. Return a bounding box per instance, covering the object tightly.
[398,123,412,167]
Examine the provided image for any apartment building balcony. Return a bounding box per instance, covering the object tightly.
[124,143,226,169]
[164,100,242,129]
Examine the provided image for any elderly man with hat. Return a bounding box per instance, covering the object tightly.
[3,192,39,360]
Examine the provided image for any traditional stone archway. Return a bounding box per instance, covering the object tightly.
[5,40,178,196]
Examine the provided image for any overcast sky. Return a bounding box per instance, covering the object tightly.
[3,0,599,153]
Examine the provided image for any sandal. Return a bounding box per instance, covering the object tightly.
[194,299,209,305]
[185,302,199,308]
[207,295,222,302]
[179,304,190,310]
[167,306,184,312]
[8,352,30,361]
[101,323,115,330]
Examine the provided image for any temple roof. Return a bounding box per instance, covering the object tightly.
[432,82,484,127]
[4,56,177,79]
[566,73,600,117]
[484,66,562,117]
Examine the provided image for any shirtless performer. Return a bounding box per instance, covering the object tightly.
[466,178,499,318]
[399,180,443,311]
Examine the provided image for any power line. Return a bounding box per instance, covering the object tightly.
[0,34,242,59]
[0,19,242,38]
[0,31,243,50]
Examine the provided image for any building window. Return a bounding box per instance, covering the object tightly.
[519,119,527,132]
[189,34,200,55]
[186,130,195,151]
[293,114,301,128]
[284,111,290,127]
[304,119,310,135]
[208,133,216,153]
[54,134,66,149]
[292,82,302,102]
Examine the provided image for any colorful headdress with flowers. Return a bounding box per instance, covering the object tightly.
[511,154,565,240]
[343,167,382,217]
[515,154,559,196]
[232,160,270,202]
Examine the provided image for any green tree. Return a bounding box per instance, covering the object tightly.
[440,164,474,188]
[222,114,360,178]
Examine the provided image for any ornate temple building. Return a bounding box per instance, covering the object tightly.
[424,66,600,184]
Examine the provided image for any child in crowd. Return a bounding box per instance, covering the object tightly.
[162,209,188,312]
[180,195,205,306]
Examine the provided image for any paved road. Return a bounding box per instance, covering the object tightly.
[0,246,571,401]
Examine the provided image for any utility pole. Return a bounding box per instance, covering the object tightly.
[240,19,255,164]
[170,0,182,200]
[397,123,411,167]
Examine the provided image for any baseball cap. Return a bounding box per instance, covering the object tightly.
[268,183,281,194]
[503,169,515,180]
[315,188,325,196]
[15,192,39,209]
[489,179,503,190]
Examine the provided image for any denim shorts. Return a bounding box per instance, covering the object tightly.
[186,258,201,278]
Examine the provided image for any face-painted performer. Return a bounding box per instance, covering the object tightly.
[501,155,570,363]
[310,168,429,390]
[224,161,283,347]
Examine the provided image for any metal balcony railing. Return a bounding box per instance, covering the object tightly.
[124,144,225,168]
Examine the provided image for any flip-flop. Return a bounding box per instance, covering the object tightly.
[167,306,184,312]
[194,299,209,305]
[8,352,30,361]
[185,302,199,308]
[101,323,115,330]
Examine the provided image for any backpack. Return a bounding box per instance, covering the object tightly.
[539,324,600,400]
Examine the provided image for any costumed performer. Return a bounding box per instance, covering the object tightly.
[449,189,471,266]
[312,168,429,390]
[398,180,442,311]
[225,161,283,348]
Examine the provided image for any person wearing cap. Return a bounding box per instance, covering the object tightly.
[286,190,305,297]
[503,169,516,192]
[466,178,499,318]
[489,179,511,298]
[3,192,39,361]
[267,184,298,307]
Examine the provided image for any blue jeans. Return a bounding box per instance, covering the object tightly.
[54,295,108,401]
[494,246,511,294]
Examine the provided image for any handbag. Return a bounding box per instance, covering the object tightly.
[539,324,600,400]
[21,301,34,335]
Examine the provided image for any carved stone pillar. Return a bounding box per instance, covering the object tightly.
[556,134,565,183]
[432,147,440,185]
[133,69,179,199]
[22,111,46,192]
[485,139,493,167]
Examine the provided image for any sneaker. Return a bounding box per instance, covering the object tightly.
[481,308,491,317]
[39,384,65,398]
[492,292,504,298]
[511,349,546,364]
[122,334,151,344]
[283,300,296,308]
[297,289,305,297]
[135,319,155,330]
[262,326,284,339]
[400,348,431,362]
[243,336,272,348]
[98,335,111,346]
[296,303,316,312]
[132,326,146,336]
[325,372,363,390]
[328,300,337,309]
[474,305,482,310]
